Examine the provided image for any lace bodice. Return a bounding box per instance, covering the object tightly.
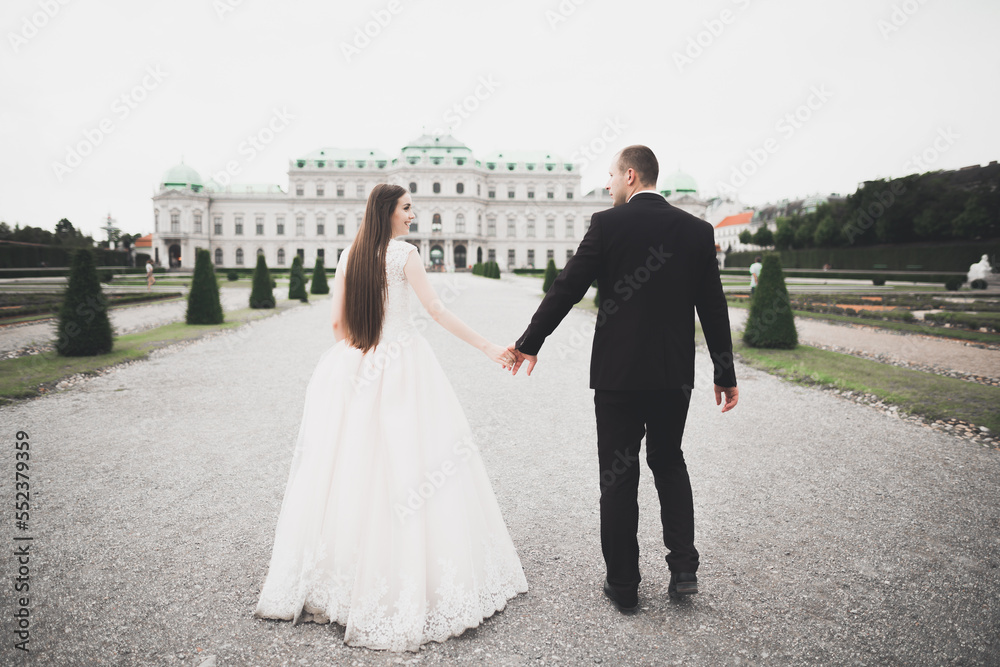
[339,238,418,345]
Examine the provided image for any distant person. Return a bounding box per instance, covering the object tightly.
[146,259,156,292]
[749,256,763,296]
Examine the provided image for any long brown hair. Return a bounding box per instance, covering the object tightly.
[344,183,407,353]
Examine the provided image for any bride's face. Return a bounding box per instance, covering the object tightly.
[390,193,415,237]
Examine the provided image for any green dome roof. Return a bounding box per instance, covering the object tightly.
[161,163,203,191]
[660,170,698,196]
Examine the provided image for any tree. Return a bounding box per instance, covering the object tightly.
[542,259,558,292]
[742,254,798,349]
[186,247,224,324]
[288,255,308,301]
[55,248,114,356]
[310,257,330,294]
[738,229,754,245]
[249,253,275,308]
[812,214,840,247]
[774,219,795,250]
[752,226,774,247]
[0,221,11,240]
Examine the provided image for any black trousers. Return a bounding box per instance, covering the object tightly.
[594,387,698,595]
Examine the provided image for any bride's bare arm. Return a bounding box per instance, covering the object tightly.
[403,249,511,367]
[331,256,347,343]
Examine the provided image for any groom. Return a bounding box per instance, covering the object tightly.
[507,145,739,612]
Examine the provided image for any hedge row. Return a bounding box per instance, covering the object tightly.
[721,268,961,283]
[724,239,1000,271]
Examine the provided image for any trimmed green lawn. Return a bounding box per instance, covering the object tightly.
[734,341,1000,432]
[0,298,309,405]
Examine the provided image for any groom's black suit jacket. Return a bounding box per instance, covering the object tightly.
[515,192,737,392]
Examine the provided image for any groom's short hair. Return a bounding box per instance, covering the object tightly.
[617,145,658,187]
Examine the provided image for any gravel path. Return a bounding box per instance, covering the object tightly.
[1,273,998,666]
[0,288,251,356]
[728,307,1000,380]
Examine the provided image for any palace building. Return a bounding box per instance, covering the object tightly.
[151,133,617,272]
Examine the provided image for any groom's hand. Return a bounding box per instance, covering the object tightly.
[506,344,537,377]
[714,384,739,413]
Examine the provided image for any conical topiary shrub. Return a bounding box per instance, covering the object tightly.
[742,254,798,349]
[472,262,482,276]
[310,257,329,295]
[542,259,558,292]
[186,247,224,324]
[249,253,275,309]
[288,255,308,302]
[55,248,114,356]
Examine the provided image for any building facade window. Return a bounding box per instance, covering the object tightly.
[566,249,574,262]
[547,249,554,262]
[507,218,516,237]
[566,189,574,199]
[456,182,464,194]
[316,215,325,236]
[547,189,555,199]
[277,248,285,265]
[256,216,264,235]
[296,216,305,236]
[409,182,417,193]
[170,211,180,233]
[214,216,222,235]
[527,219,535,238]
[357,183,365,198]
[257,247,264,257]
[455,213,466,233]
[154,209,159,231]
[477,184,481,196]
[488,249,496,263]
[337,185,345,197]
[507,248,516,267]
[507,188,515,199]
[276,216,285,235]
[234,216,243,235]
[236,248,244,265]
[193,212,202,234]
[296,183,304,196]
[214,248,223,265]
[527,249,535,268]
[527,188,535,199]
[317,248,325,261]
[337,215,345,236]
[432,213,442,232]
[477,214,483,235]
[337,248,344,263]
[487,216,496,237]
[565,217,574,238]
[488,189,496,199]
[433,182,441,194]
[316,184,324,197]
[546,218,555,238]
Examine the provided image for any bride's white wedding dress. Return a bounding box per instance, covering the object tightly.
[253,238,528,652]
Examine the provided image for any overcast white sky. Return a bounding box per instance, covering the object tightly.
[1,0,998,240]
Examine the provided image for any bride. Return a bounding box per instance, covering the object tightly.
[253,183,528,652]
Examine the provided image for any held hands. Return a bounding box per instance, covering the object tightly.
[505,344,537,376]
[714,384,739,413]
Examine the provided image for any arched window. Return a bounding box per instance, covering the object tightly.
[236,248,244,265]
[433,182,441,194]
[432,214,442,232]
[277,248,285,265]
[455,213,466,233]
[409,182,418,193]
[456,182,464,194]
[214,248,223,265]
[257,247,264,256]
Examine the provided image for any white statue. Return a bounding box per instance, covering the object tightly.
[967,254,993,284]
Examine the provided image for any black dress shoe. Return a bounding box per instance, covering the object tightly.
[603,578,639,613]
[668,571,698,599]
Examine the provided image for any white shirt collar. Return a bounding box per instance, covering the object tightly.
[627,189,663,203]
